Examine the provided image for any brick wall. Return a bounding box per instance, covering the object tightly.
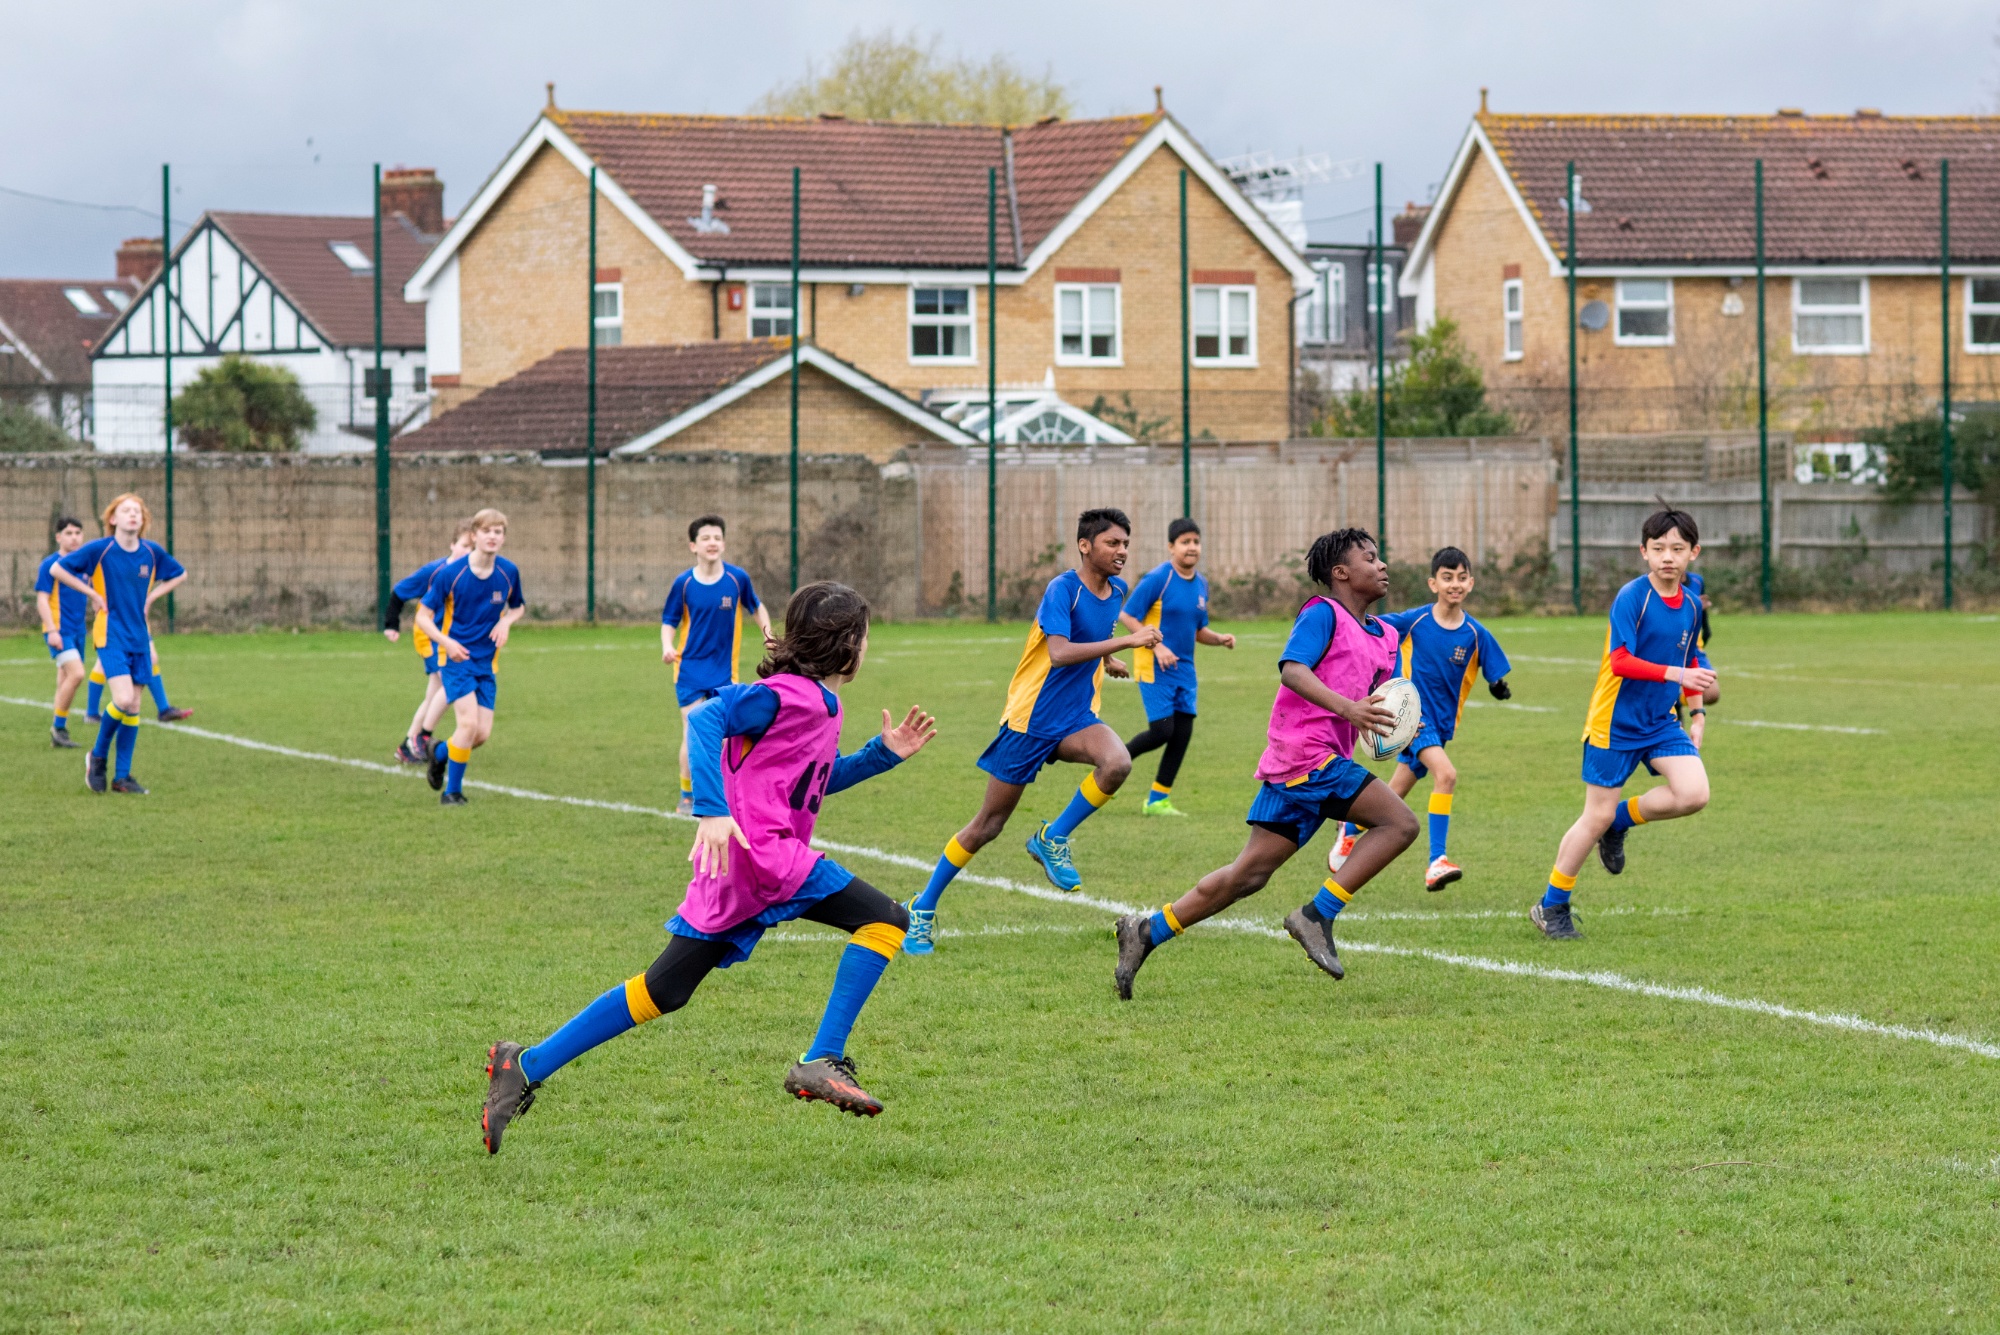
[662,364,932,462]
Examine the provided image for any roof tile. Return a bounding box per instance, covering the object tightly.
[208,211,431,347]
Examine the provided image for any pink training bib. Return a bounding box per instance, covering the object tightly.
[1254,595,1400,784]
[675,673,842,933]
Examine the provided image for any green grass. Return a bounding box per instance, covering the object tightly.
[2,611,1996,1332]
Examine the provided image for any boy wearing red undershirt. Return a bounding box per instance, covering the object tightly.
[1534,507,1717,940]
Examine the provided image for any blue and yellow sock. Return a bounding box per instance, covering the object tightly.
[111,707,139,778]
[53,709,68,731]
[148,674,172,713]
[446,742,470,794]
[1145,781,1172,808]
[1542,866,1576,909]
[1427,792,1453,861]
[803,922,903,1061]
[91,709,120,759]
[1147,902,1185,947]
[1046,773,1112,839]
[87,678,104,718]
[520,974,663,1082]
[679,775,693,802]
[1310,878,1354,921]
[1609,797,1646,835]
[913,836,972,912]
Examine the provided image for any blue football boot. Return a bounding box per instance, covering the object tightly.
[1025,821,1083,892]
[903,902,937,955]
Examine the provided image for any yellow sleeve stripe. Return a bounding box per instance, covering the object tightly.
[624,974,663,1024]
[852,921,906,959]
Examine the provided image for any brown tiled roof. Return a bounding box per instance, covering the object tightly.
[1478,113,2000,264]
[209,211,431,346]
[548,111,1161,267]
[395,341,794,453]
[0,277,139,384]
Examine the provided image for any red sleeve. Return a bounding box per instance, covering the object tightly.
[1607,645,1669,682]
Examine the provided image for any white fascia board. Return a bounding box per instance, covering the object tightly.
[613,344,972,455]
[405,117,705,302]
[1402,121,1563,293]
[1019,118,1320,293]
[1574,263,2000,278]
[701,265,1031,286]
[0,314,55,380]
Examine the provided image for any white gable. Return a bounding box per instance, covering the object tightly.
[96,218,326,360]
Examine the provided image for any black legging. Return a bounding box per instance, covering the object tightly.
[1125,711,1196,789]
[638,875,908,1015]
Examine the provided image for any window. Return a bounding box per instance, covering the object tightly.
[62,287,102,314]
[749,282,793,338]
[1365,261,1396,315]
[909,286,975,362]
[328,241,372,273]
[413,365,427,394]
[101,288,129,311]
[593,283,623,347]
[1192,285,1255,364]
[1614,278,1673,345]
[1967,277,2000,351]
[1793,277,1867,353]
[1301,262,1344,344]
[1502,279,1524,360]
[1055,284,1120,363]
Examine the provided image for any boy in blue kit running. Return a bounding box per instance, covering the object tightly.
[415,509,525,806]
[35,517,89,748]
[382,517,475,764]
[51,494,187,795]
[1534,507,1715,940]
[1335,546,1513,890]
[1118,517,1236,816]
[662,515,774,815]
[904,508,1162,953]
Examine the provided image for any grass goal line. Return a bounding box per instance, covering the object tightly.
[6,693,1992,1064]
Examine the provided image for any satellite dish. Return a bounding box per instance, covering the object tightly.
[1578,300,1610,331]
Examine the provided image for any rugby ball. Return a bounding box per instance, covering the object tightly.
[1356,677,1422,763]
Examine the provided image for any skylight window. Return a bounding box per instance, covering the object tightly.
[328,241,373,273]
[63,287,102,314]
[101,288,129,310]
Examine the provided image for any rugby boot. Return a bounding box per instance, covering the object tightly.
[675,795,694,817]
[51,725,77,749]
[902,903,937,956]
[482,1040,541,1154]
[1113,913,1156,1000]
[157,707,194,723]
[110,776,149,795]
[1140,798,1186,818]
[85,752,107,794]
[427,750,448,791]
[440,790,469,807]
[395,740,424,765]
[1328,825,1359,874]
[1597,824,1628,876]
[1531,902,1582,940]
[1282,906,1345,981]
[1025,822,1083,892]
[412,735,433,763]
[784,1055,883,1117]
[1424,856,1463,892]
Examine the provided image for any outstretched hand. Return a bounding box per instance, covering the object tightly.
[689,815,751,878]
[880,706,938,759]
[1104,657,1131,679]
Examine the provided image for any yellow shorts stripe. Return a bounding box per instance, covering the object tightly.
[624,974,662,1024]
[852,921,905,959]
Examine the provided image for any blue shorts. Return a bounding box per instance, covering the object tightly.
[440,658,497,710]
[422,646,442,676]
[1398,723,1450,778]
[1581,736,1701,789]
[1138,675,1197,720]
[47,635,82,663]
[1244,755,1378,848]
[977,725,1073,786]
[96,640,153,686]
[665,856,855,967]
[675,681,723,710]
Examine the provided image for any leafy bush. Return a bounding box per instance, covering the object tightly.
[1863,410,2000,507]
[173,355,316,452]
[1318,318,1515,438]
[0,399,82,453]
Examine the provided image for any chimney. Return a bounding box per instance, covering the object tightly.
[117,237,163,284]
[381,168,446,237]
[1392,203,1430,248]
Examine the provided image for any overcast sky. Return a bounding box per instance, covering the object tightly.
[4,0,1995,278]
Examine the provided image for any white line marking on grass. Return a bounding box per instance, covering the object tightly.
[1339,905,1688,924]
[8,693,1992,1063]
[1716,718,1883,736]
[1463,700,1558,714]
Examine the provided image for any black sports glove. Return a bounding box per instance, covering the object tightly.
[1488,678,1512,701]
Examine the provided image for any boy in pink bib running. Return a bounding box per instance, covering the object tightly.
[481,583,938,1152]
[1111,528,1420,998]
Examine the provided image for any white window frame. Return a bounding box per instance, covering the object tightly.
[328,241,373,273]
[1965,276,2000,353]
[1191,284,1257,367]
[907,284,977,365]
[1613,278,1674,347]
[1365,261,1396,316]
[593,282,623,347]
[1502,278,1524,361]
[1792,276,1869,355]
[748,282,795,339]
[1301,262,1344,345]
[1053,283,1122,366]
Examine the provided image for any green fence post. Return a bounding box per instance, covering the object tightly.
[789,166,800,593]
[1566,161,1580,615]
[373,164,391,626]
[1756,160,1770,610]
[1179,168,1191,510]
[987,165,999,623]
[162,163,175,632]
[587,165,598,622]
[1374,163,1386,560]
[1939,158,1955,610]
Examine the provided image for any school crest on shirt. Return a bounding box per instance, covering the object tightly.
[1196,595,1207,611]
[139,565,151,577]
[490,591,504,604]
[1451,646,1468,664]
[720,595,735,610]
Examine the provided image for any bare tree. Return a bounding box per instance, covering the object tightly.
[752,29,1074,124]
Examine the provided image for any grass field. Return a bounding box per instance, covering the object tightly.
[2,609,1997,1332]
